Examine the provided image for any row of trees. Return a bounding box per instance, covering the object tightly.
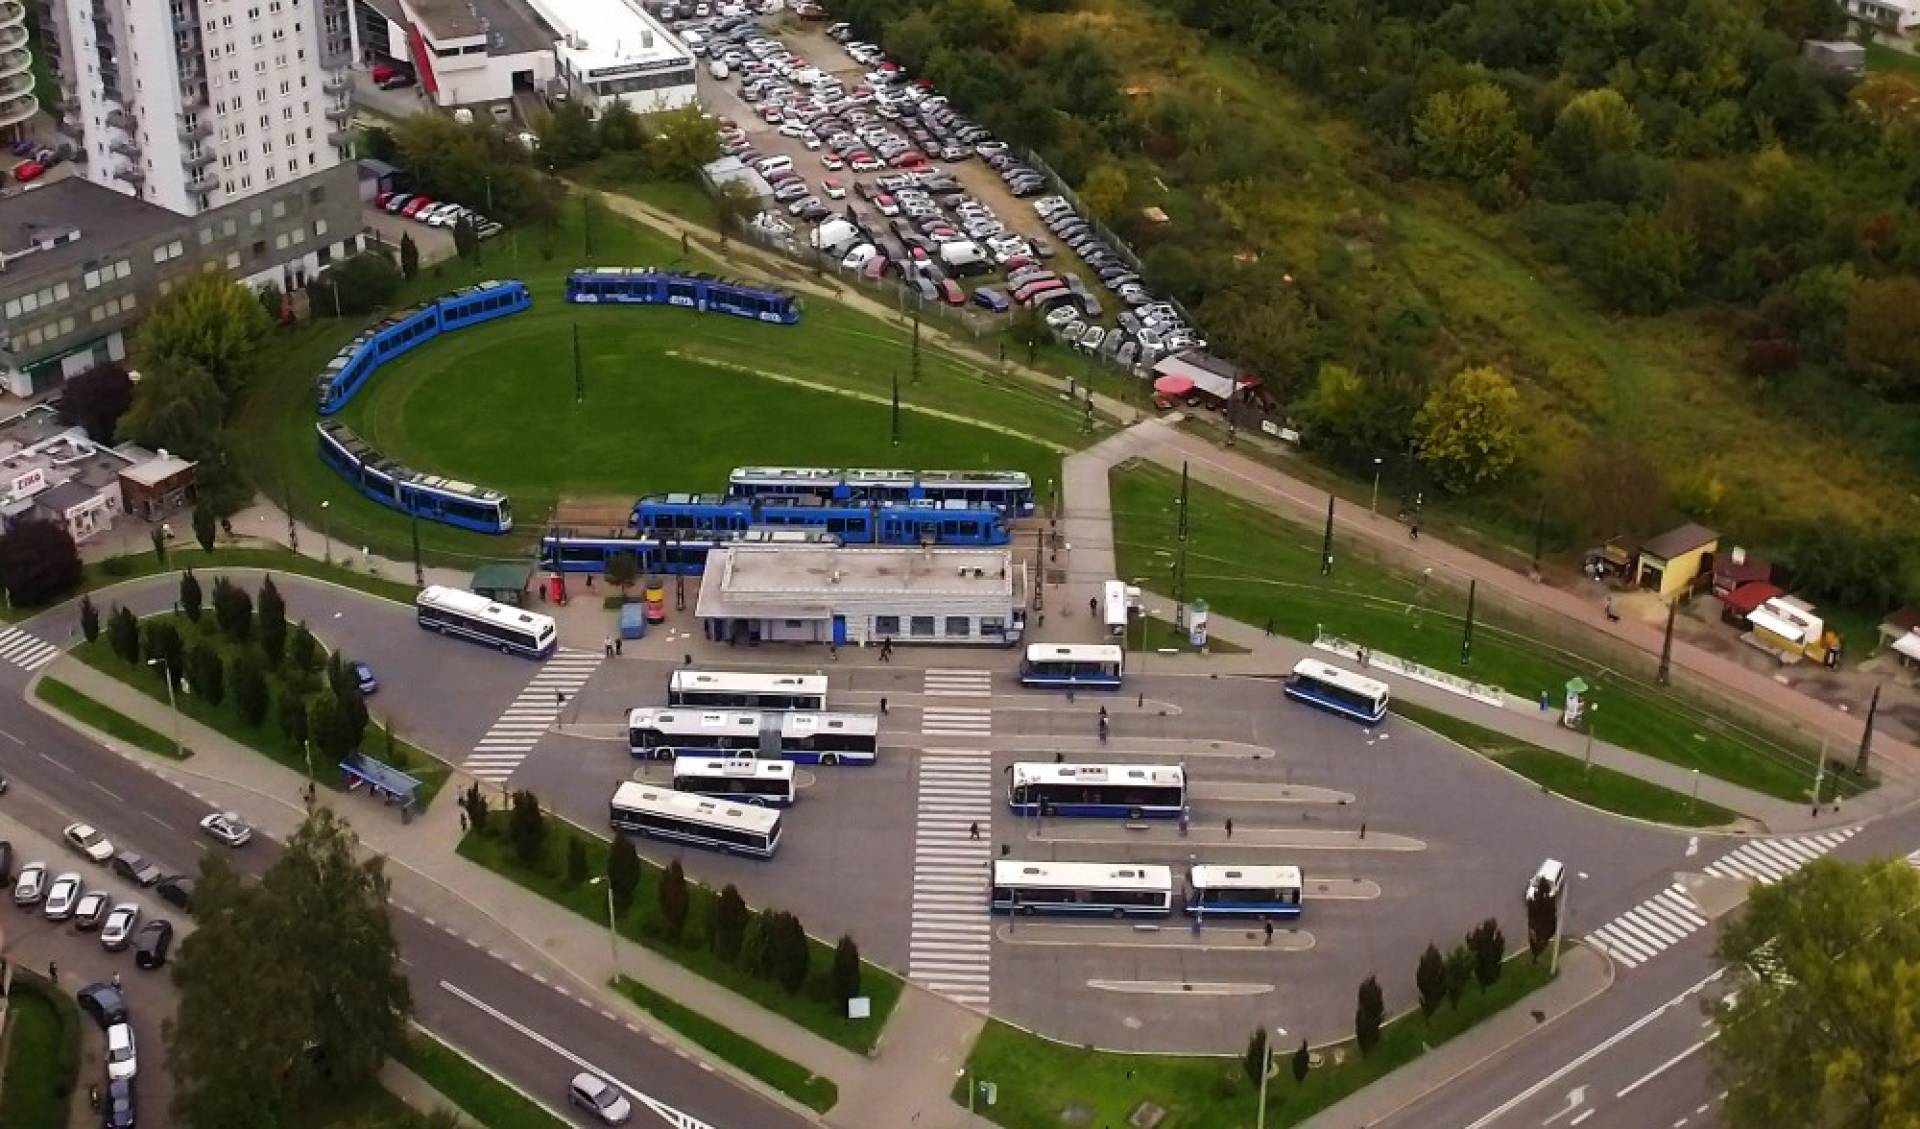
[468,788,864,1005]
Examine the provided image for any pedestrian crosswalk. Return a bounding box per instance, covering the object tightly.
[922,706,994,737]
[1701,828,1857,885]
[909,746,994,1011]
[923,667,994,698]
[922,668,993,737]
[460,649,602,783]
[0,625,60,672]
[1585,830,1858,971]
[1907,848,1920,871]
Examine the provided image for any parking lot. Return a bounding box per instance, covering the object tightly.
[678,12,1207,368]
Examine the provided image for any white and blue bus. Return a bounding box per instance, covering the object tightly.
[1019,644,1125,690]
[1006,762,1186,819]
[627,708,879,766]
[415,586,557,658]
[670,756,797,806]
[1185,865,1305,920]
[668,670,829,712]
[608,781,782,858]
[989,860,1174,918]
[1284,659,1390,724]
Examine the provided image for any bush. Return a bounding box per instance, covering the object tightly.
[509,790,546,867]
[712,884,749,964]
[1469,918,1506,988]
[79,596,99,643]
[1355,975,1384,1055]
[659,858,690,942]
[831,936,862,1004]
[739,910,773,979]
[288,621,318,672]
[1242,1027,1269,1087]
[771,911,810,995]
[461,783,490,837]
[1416,942,1447,1017]
[107,606,141,664]
[313,252,404,316]
[179,569,203,622]
[0,519,83,606]
[566,837,589,886]
[8,972,81,1099]
[234,662,270,727]
[257,575,287,665]
[189,641,225,706]
[607,833,639,916]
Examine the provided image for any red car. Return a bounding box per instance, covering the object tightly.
[939,279,964,306]
[887,151,927,169]
[402,197,435,217]
[13,161,45,182]
[374,190,395,209]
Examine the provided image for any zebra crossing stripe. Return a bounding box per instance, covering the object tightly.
[0,627,60,671]
[460,653,603,782]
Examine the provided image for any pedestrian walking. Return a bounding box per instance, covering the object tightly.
[969,821,980,841]
[1054,751,1064,763]
[586,574,594,588]
[684,653,693,666]
[1359,821,1367,839]
[1137,691,1144,708]
[614,636,622,656]
[460,811,468,833]
[879,697,889,715]
[1263,920,1273,946]
[554,689,565,708]
[1409,517,1421,540]
[1224,818,1234,839]
[47,960,56,982]
[1066,687,1075,703]
[604,636,613,657]
[112,971,122,989]
[1539,690,1549,713]
[880,638,893,662]
[829,642,838,660]
[1088,596,1098,617]
[1099,705,1108,721]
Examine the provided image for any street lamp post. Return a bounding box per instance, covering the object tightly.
[1582,703,1600,775]
[145,658,183,758]
[1550,872,1586,976]
[1370,457,1383,516]
[589,876,620,975]
[320,500,332,565]
[1254,1025,1287,1129]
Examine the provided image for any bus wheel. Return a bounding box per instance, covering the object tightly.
[500,644,510,654]
[821,753,838,767]
[1111,907,1125,920]
[1020,904,1035,916]
[1129,807,1144,820]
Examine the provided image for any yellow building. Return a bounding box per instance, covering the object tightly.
[1634,523,1719,601]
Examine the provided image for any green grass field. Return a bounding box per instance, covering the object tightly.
[612,976,839,1112]
[956,954,1554,1128]
[2,545,417,623]
[231,197,1098,568]
[1392,700,1739,827]
[395,1032,568,1129]
[0,984,69,1129]
[35,677,188,759]
[1110,461,1856,803]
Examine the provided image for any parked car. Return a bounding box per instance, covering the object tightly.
[13,860,46,905]
[133,919,175,969]
[103,1079,136,1129]
[569,1072,633,1124]
[200,811,252,847]
[110,851,162,887]
[77,982,129,1028]
[64,822,114,864]
[378,71,417,90]
[43,872,83,919]
[351,660,379,695]
[100,903,141,950]
[156,875,194,914]
[0,839,11,884]
[971,287,1009,313]
[72,889,110,930]
[105,1021,137,1081]
[13,161,45,182]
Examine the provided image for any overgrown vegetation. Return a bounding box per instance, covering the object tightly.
[0,973,79,1129]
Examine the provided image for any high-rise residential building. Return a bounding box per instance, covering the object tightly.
[41,0,357,215]
[0,0,38,129]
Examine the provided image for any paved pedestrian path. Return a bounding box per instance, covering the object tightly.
[0,623,60,671]
[461,648,601,783]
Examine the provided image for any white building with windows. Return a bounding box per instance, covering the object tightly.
[1845,0,1920,31]
[41,0,356,215]
[695,544,1027,647]
[527,0,695,112]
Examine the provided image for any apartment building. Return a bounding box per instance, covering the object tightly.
[40,0,357,215]
[0,0,36,130]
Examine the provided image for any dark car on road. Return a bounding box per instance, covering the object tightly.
[156,875,194,914]
[134,919,175,969]
[77,982,129,1028]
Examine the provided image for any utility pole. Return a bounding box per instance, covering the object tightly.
[1460,579,1476,664]
[409,508,424,588]
[1812,737,1827,811]
[1657,599,1676,686]
[910,301,922,384]
[282,477,298,552]
[1530,498,1546,579]
[1174,461,1190,629]
[890,370,901,446]
[1856,683,1880,776]
[1319,492,1334,577]
[1369,457,1382,516]
[572,323,585,403]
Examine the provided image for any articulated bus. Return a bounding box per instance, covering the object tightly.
[1006,762,1186,819]
[1284,659,1391,724]
[989,860,1174,918]
[668,670,829,712]
[670,756,797,806]
[1019,643,1124,690]
[414,585,556,658]
[1185,865,1305,920]
[608,782,782,857]
[627,708,879,766]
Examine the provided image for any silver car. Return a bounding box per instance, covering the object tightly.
[100,902,140,950]
[43,872,84,920]
[568,1073,632,1124]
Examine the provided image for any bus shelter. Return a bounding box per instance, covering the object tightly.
[339,752,422,816]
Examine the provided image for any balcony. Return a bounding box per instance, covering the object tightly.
[326,128,349,147]
[105,108,131,130]
[113,162,143,185]
[179,87,206,113]
[186,173,213,192]
[108,136,139,158]
[323,101,350,123]
[177,120,210,143]
[322,72,347,95]
[180,148,214,169]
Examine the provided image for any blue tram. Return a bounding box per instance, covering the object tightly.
[538,528,841,575]
[725,466,1036,515]
[314,279,531,415]
[630,493,1009,546]
[564,268,801,325]
[316,421,513,533]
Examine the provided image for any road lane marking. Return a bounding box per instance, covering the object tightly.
[86,780,124,802]
[143,813,174,832]
[0,725,23,745]
[438,980,715,1129]
[38,752,72,772]
[1569,1112,1593,1127]
[1615,1035,1716,1101]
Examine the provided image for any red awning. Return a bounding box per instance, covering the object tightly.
[1723,582,1785,616]
[1153,375,1195,397]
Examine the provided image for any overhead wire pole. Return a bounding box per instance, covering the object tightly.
[1319,493,1335,576]
[1174,461,1190,629]
[1657,599,1677,686]
[1460,579,1476,664]
[1857,683,1880,776]
[572,323,584,403]
[891,370,901,446]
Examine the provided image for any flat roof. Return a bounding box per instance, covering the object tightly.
[1641,522,1719,561]
[712,544,1016,598]
[115,448,194,486]
[529,0,687,79]
[406,0,554,51]
[0,180,180,290]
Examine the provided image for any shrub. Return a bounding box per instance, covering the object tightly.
[712,884,749,964]
[1355,975,1384,1055]
[659,858,690,941]
[79,596,99,643]
[566,837,589,886]
[0,520,83,606]
[831,935,862,1004]
[1242,1027,1269,1087]
[179,569,203,622]
[508,790,546,867]
[607,833,640,916]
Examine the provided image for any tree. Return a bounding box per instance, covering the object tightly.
[831,936,862,1004]
[189,641,225,706]
[1526,876,1559,958]
[0,520,83,606]
[145,620,184,686]
[315,254,403,317]
[536,100,601,168]
[399,232,420,282]
[257,576,287,665]
[308,690,362,763]
[1414,366,1524,493]
[460,784,489,837]
[1242,1026,1269,1087]
[133,270,272,402]
[604,552,640,598]
[152,527,168,565]
[213,577,253,643]
[168,809,411,1127]
[650,105,722,180]
[713,884,749,963]
[1710,859,1920,1128]
[79,595,99,643]
[508,790,546,867]
[1844,275,1920,391]
[452,216,480,262]
[180,569,203,622]
[565,837,588,886]
[659,859,690,942]
[1079,161,1130,224]
[772,912,811,994]
[739,909,773,979]
[597,100,646,151]
[289,621,319,672]
[713,179,759,249]
[107,605,141,664]
[1597,210,1695,315]
[1355,975,1385,1055]
[1548,87,1642,175]
[1414,82,1521,182]
[1469,918,1506,988]
[1291,1037,1310,1084]
[193,501,218,553]
[234,662,270,727]
[1445,943,1475,1007]
[257,282,285,326]
[607,833,640,918]
[1416,942,1448,1016]
[58,362,134,442]
[390,113,550,227]
[278,688,309,749]
[121,361,227,463]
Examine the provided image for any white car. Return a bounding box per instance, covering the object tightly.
[568,1072,632,1124]
[105,1022,137,1081]
[12,861,47,905]
[64,822,114,864]
[840,243,877,270]
[100,903,141,950]
[822,178,846,200]
[1044,304,1081,328]
[200,811,253,848]
[43,872,83,920]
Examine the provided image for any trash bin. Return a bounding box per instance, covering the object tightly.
[620,603,646,640]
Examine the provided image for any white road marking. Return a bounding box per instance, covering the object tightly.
[0,725,24,745]
[1615,1035,1716,1100]
[460,652,604,781]
[38,751,72,772]
[0,626,60,670]
[89,781,124,802]
[143,813,174,832]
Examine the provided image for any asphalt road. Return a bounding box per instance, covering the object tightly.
[0,656,811,1129]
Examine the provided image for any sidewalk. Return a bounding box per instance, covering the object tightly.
[30,656,997,1128]
[1295,945,1613,1129]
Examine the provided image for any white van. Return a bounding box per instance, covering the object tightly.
[1528,858,1566,901]
[708,59,731,80]
[683,30,707,55]
[754,155,792,176]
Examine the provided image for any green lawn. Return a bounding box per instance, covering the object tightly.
[230,195,1099,568]
[2,545,417,623]
[75,610,449,808]
[0,981,71,1129]
[35,677,188,759]
[612,976,839,1112]
[395,1032,569,1129]
[1392,700,1739,827]
[457,820,900,1054]
[956,954,1556,1128]
[1110,461,1858,804]
[1867,42,1920,73]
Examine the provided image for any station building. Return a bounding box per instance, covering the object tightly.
[695,543,1027,647]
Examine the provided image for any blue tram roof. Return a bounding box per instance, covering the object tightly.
[318,421,504,502]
